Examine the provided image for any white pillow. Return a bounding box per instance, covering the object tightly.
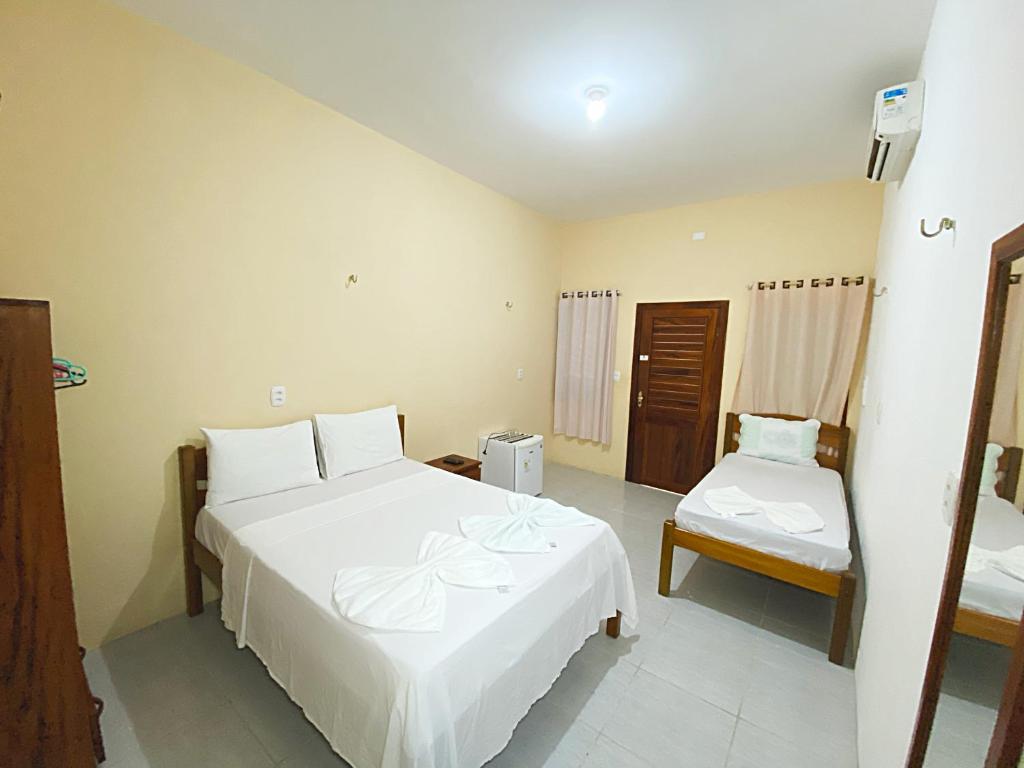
[313,405,404,479]
[201,420,321,507]
[737,413,821,467]
[979,443,1004,497]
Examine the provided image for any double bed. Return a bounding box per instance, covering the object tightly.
[658,411,856,665]
[178,415,637,768]
[955,447,1024,646]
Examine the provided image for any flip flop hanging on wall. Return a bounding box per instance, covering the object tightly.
[53,357,87,390]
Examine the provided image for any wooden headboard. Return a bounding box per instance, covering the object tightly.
[722,412,851,480]
[997,446,1022,503]
[178,413,405,531]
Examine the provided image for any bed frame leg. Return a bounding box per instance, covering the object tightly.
[605,611,621,638]
[658,520,675,597]
[184,542,204,617]
[828,571,856,665]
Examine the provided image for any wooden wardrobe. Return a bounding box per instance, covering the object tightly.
[1,299,104,766]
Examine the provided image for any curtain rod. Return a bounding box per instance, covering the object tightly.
[746,276,866,291]
[560,289,621,298]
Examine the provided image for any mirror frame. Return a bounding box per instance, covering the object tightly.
[907,221,1024,768]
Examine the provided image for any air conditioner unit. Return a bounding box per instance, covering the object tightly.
[866,80,924,183]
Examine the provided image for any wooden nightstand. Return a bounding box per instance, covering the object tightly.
[426,454,482,481]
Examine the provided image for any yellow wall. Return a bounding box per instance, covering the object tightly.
[0,0,559,647]
[0,0,885,649]
[549,179,884,477]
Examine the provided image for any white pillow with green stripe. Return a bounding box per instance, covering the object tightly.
[737,414,821,467]
[979,443,1004,497]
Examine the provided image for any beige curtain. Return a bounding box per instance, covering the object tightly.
[733,278,869,425]
[554,290,619,444]
[990,283,1024,447]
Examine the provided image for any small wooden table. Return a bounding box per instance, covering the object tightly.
[425,454,481,481]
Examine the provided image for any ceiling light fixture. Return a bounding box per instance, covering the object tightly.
[585,86,608,123]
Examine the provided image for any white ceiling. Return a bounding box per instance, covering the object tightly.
[111,0,936,220]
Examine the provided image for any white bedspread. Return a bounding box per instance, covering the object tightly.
[961,495,1024,621]
[675,453,851,572]
[200,459,637,768]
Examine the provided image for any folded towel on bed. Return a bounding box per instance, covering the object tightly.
[331,531,514,632]
[459,494,595,553]
[966,544,1024,581]
[703,485,825,534]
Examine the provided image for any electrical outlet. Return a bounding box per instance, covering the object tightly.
[613,370,621,382]
[516,368,525,381]
[270,386,286,407]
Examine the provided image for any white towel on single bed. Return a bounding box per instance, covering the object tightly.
[459,494,595,553]
[703,485,825,535]
[966,544,1024,581]
[331,531,514,632]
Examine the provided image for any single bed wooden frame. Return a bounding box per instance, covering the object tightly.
[952,446,1023,646]
[178,413,622,637]
[657,411,856,665]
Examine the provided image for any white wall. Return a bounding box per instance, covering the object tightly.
[852,1,1024,764]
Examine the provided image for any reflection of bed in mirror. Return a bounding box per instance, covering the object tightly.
[955,447,1023,645]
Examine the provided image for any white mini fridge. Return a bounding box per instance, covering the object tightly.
[477,431,543,496]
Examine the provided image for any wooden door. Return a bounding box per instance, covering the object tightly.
[625,301,728,493]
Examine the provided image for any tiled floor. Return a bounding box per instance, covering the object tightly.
[926,634,1011,767]
[86,462,858,767]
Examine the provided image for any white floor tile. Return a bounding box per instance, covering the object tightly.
[484,696,600,768]
[581,736,655,767]
[601,669,735,768]
[924,692,996,768]
[739,638,857,757]
[643,600,767,714]
[728,719,854,768]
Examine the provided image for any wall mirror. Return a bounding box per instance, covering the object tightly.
[909,222,1024,768]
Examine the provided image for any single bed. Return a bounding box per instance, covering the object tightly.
[658,411,856,665]
[954,447,1024,646]
[178,415,637,768]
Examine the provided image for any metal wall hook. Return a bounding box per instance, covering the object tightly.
[505,301,513,311]
[346,273,359,287]
[873,286,888,298]
[920,217,956,238]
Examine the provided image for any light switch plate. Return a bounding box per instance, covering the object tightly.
[270,386,286,407]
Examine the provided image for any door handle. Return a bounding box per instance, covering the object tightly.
[637,391,644,408]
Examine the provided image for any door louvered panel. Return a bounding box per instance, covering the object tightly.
[626,302,728,494]
[647,319,709,413]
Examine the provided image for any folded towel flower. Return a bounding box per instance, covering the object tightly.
[702,485,825,535]
[331,531,514,632]
[459,494,595,553]
[966,544,1024,581]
